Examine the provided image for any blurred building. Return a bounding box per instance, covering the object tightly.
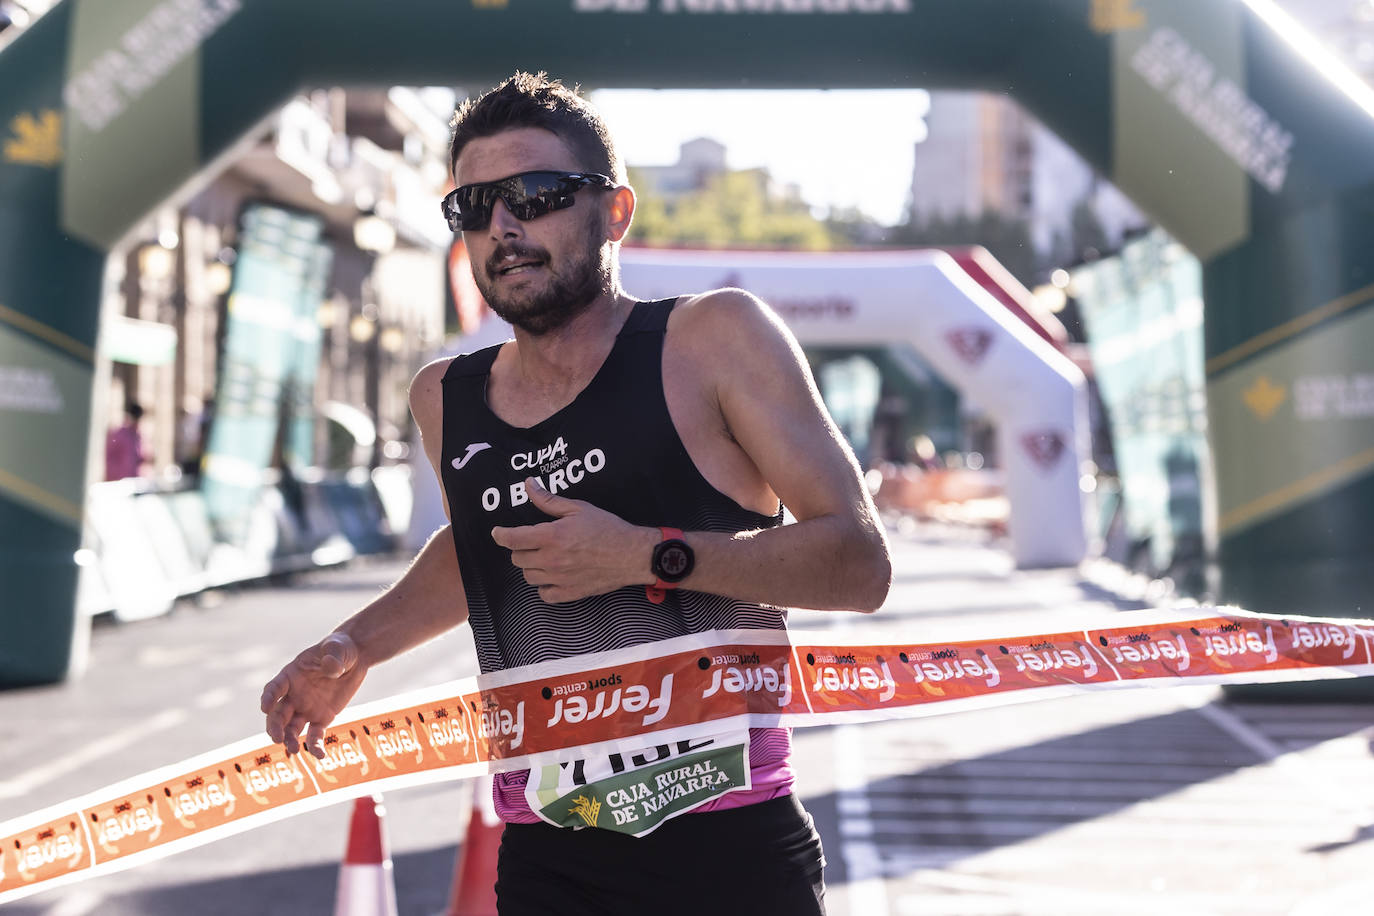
[632,137,729,196]
[103,86,456,487]
[906,1,1374,271]
[4,4,458,482]
[908,92,1033,222]
[908,91,1147,269]
[632,136,805,205]
[2,3,458,495]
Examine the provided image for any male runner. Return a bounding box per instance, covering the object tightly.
[260,72,891,915]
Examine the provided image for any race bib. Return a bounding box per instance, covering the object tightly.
[524,730,751,837]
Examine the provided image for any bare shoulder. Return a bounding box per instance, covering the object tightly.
[668,287,795,363]
[671,287,784,334]
[408,356,454,429]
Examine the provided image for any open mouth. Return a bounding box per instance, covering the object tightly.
[496,260,543,277]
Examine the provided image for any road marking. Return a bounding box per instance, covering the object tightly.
[195,687,234,710]
[1186,698,1286,761]
[137,644,209,668]
[896,869,1238,916]
[835,722,889,915]
[824,607,892,916]
[43,890,105,916]
[859,814,1331,842]
[209,645,279,670]
[857,792,1343,821]
[1188,697,1374,831]
[0,708,188,799]
[241,668,276,690]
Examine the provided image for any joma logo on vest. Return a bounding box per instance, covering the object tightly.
[811,660,896,702]
[548,674,674,727]
[701,662,793,707]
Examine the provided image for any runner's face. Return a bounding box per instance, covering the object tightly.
[453,128,613,335]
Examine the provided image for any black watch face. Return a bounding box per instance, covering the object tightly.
[654,539,694,583]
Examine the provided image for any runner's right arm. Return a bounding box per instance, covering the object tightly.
[260,358,469,758]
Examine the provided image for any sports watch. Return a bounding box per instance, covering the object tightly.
[646,527,694,604]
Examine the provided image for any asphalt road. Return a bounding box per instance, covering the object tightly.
[2,523,1372,915]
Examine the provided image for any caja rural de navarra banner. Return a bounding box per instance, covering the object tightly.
[3,606,1372,903]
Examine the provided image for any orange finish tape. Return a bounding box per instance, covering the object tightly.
[2,606,1371,904]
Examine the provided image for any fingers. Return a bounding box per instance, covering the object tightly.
[264,698,293,745]
[507,546,551,575]
[259,673,289,715]
[282,713,308,756]
[491,521,551,550]
[489,526,517,549]
[525,477,580,518]
[511,559,568,601]
[263,634,361,753]
[537,584,578,605]
[305,722,328,760]
[519,564,550,586]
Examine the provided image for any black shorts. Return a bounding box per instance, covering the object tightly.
[494,794,827,916]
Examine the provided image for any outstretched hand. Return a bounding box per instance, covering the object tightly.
[259,632,367,758]
[490,477,654,603]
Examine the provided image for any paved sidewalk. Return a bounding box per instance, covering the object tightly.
[797,523,1374,916]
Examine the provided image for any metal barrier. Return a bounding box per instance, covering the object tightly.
[78,470,400,622]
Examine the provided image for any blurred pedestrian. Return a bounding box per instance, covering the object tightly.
[261,71,891,916]
[104,401,147,480]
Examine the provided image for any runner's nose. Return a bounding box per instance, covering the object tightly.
[488,197,524,239]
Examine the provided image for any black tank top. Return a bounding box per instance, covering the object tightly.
[439,298,787,674]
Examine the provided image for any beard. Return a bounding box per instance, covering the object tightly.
[473,211,612,336]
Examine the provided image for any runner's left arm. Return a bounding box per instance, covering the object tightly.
[261,357,470,756]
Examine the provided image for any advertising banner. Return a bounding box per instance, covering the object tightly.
[1,606,1370,904]
[200,204,328,543]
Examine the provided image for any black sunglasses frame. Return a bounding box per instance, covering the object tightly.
[440,170,615,232]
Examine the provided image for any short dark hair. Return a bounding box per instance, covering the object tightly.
[448,72,622,183]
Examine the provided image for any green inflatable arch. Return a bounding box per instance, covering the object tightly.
[3,0,1373,685]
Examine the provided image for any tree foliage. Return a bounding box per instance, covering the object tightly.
[623,166,1049,288]
[890,208,1038,286]
[626,167,834,250]
[1070,197,1111,263]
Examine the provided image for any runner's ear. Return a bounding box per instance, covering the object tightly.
[605,184,635,243]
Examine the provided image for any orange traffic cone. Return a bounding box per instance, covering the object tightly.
[334,794,399,916]
[445,775,502,916]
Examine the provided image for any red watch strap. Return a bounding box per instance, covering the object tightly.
[645,527,686,604]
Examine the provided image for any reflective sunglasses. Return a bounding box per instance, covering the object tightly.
[440,170,615,232]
